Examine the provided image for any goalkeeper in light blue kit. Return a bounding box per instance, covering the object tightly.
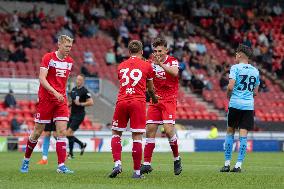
[220,44,260,173]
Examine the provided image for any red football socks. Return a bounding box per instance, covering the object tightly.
[56,137,67,166]
[24,137,38,159]
[169,135,179,159]
[143,138,155,164]
[132,140,142,170]
[111,135,122,163]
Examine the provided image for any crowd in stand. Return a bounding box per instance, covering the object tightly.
[187,0,284,79]
[1,0,281,87]
[0,6,53,63]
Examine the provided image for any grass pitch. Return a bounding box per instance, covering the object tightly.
[0,152,284,189]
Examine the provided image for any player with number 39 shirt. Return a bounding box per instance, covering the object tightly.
[109,40,158,179]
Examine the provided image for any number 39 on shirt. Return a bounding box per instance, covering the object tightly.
[120,68,142,87]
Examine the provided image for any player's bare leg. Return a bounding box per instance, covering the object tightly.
[109,130,123,178]
[132,132,143,179]
[141,123,159,174]
[164,123,182,175]
[231,129,248,173]
[37,131,51,165]
[220,127,235,172]
[20,123,45,173]
[55,121,73,174]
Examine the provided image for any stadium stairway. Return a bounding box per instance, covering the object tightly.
[183,91,225,120]
[84,95,114,127]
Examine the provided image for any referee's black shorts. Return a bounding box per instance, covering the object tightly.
[67,112,85,131]
[227,107,254,131]
[44,122,56,132]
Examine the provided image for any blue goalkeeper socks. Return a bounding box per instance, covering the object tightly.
[236,136,247,168]
[42,136,51,159]
[224,134,234,166]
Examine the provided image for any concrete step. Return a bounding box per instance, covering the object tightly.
[182,88,226,119]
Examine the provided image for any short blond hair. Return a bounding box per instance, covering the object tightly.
[58,35,73,43]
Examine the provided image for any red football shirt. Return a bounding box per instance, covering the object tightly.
[150,55,179,100]
[117,56,154,102]
[38,52,73,100]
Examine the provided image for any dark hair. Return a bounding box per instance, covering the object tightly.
[128,40,143,54]
[236,44,253,59]
[152,37,167,48]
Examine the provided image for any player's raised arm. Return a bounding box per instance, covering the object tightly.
[39,67,63,102]
[146,80,158,104]
[152,38,179,77]
[153,54,179,77]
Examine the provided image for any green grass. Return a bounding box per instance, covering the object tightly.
[0,152,284,189]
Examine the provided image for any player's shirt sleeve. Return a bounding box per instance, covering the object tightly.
[229,65,237,80]
[147,63,154,80]
[40,53,51,70]
[85,88,91,99]
[255,71,260,86]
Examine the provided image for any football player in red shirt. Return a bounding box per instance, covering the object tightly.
[20,35,74,174]
[141,37,182,175]
[109,40,158,179]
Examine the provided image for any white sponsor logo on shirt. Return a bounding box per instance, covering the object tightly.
[49,59,72,70]
[56,69,67,77]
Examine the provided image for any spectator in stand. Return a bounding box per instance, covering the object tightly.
[258,32,269,47]
[9,45,27,62]
[11,116,21,134]
[208,0,220,11]
[4,89,17,108]
[141,36,152,59]
[181,70,192,89]
[0,44,10,61]
[86,20,98,37]
[11,31,24,47]
[90,3,106,20]
[56,20,75,40]
[259,75,269,92]
[105,47,116,65]
[38,7,45,21]
[20,121,29,133]
[21,30,33,48]
[116,41,128,63]
[83,49,95,65]
[80,65,98,78]
[9,10,21,32]
[191,74,205,95]
[148,24,159,39]
[242,35,252,47]
[0,17,9,32]
[119,23,130,46]
[219,73,229,91]
[272,3,282,16]
[46,8,55,22]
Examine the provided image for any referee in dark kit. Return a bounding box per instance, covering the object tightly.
[67,74,94,159]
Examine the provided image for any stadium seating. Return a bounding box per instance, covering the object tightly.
[0,100,98,135]
[1,11,283,123]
